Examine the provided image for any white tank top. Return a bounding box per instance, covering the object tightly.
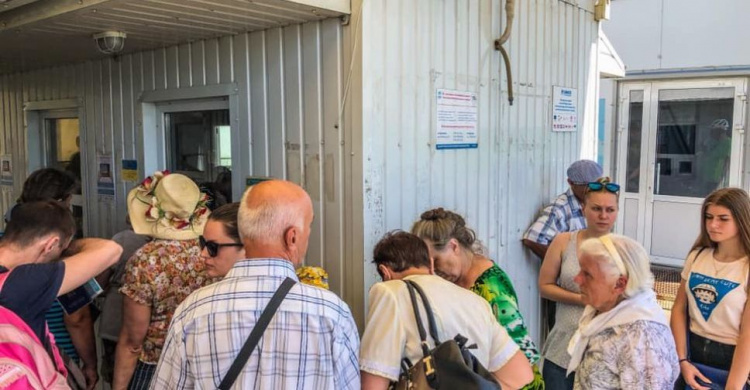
[682,248,749,345]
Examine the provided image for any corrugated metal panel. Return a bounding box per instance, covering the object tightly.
[0,0,350,74]
[361,0,600,344]
[0,18,360,320]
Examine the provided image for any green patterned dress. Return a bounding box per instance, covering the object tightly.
[471,264,544,390]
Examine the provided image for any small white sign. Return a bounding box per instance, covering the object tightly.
[0,155,12,186]
[436,89,478,149]
[552,86,578,132]
[97,155,115,198]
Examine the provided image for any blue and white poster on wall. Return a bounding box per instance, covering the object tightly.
[435,89,478,150]
[552,86,578,132]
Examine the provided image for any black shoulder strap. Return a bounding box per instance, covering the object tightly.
[404,280,440,356]
[406,280,440,343]
[218,277,296,390]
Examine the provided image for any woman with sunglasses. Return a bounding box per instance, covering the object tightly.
[199,202,245,277]
[672,188,750,390]
[538,177,620,389]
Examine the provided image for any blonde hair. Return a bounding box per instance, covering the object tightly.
[579,234,654,298]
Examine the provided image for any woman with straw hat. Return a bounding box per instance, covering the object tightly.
[113,171,215,390]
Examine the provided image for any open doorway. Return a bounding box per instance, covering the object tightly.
[41,111,85,238]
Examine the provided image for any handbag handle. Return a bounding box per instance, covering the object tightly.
[404,280,440,357]
[217,277,296,390]
[406,280,440,343]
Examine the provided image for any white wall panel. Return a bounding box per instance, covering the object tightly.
[605,0,750,72]
[362,0,600,344]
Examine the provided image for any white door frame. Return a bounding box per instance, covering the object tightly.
[24,99,91,237]
[616,82,652,243]
[617,78,748,267]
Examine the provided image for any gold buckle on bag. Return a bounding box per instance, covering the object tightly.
[423,356,435,376]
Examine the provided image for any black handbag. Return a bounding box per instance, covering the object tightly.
[391,280,501,390]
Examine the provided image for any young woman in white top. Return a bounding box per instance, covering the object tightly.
[538,177,620,389]
[672,187,750,390]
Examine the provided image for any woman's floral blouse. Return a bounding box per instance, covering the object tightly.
[120,238,215,363]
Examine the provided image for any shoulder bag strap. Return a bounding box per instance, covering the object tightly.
[404,280,441,389]
[405,280,440,343]
[404,280,432,357]
[217,277,296,390]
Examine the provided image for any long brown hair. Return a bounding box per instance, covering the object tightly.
[691,187,750,256]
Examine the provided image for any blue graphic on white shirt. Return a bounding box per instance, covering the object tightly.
[688,272,740,321]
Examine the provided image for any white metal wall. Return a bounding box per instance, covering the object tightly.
[361,0,600,344]
[604,0,750,72]
[0,17,366,322]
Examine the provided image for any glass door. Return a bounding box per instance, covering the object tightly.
[616,84,651,243]
[617,79,747,267]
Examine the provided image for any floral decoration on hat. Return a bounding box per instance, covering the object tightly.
[134,170,210,231]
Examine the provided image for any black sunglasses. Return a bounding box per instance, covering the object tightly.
[199,236,243,257]
[587,181,620,193]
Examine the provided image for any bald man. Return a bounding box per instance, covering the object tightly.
[151,180,360,390]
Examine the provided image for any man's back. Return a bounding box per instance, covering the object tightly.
[152,258,360,390]
[360,274,519,381]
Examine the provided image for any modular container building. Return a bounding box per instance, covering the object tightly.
[0,0,607,342]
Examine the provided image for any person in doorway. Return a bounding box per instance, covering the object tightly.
[696,119,732,195]
[522,159,603,260]
[567,234,679,389]
[66,136,81,181]
[360,231,533,390]
[113,171,214,390]
[412,208,544,390]
[538,177,620,389]
[151,180,360,389]
[671,188,750,390]
[0,201,122,387]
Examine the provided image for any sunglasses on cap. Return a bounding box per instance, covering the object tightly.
[199,236,243,257]
[587,177,620,194]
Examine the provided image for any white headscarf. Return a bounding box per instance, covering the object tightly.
[566,289,668,375]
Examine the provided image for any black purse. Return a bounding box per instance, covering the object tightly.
[391,280,501,390]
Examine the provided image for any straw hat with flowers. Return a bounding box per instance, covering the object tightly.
[127,171,210,240]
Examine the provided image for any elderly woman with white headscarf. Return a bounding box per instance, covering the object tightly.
[566,234,679,389]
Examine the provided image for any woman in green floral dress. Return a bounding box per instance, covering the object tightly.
[413,208,544,390]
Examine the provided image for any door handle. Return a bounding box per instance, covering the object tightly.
[656,162,661,194]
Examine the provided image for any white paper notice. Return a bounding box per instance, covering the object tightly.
[436,89,478,149]
[552,86,578,132]
[552,87,578,131]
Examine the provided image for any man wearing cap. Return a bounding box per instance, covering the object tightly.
[522,159,603,260]
[151,180,360,389]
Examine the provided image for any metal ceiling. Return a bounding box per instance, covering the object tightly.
[0,0,349,74]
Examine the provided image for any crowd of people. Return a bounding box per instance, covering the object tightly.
[0,161,748,390]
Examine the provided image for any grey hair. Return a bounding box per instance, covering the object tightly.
[237,186,305,244]
[579,234,654,298]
